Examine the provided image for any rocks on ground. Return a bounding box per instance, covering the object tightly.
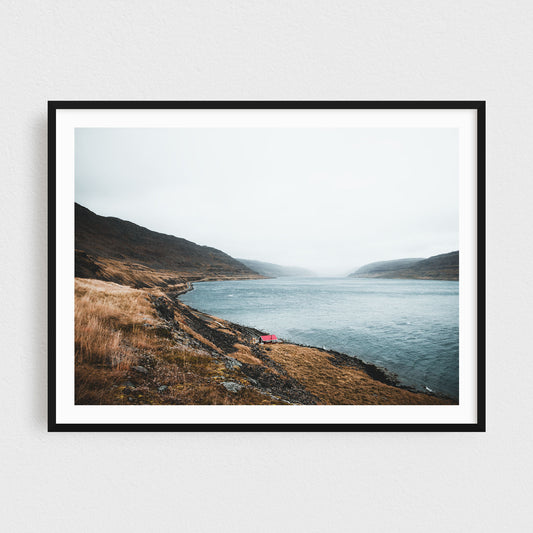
[224,357,242,370]
[221,381,243,393]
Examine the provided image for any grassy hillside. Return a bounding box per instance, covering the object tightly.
[75,203,262,288]
[349,251,459,281]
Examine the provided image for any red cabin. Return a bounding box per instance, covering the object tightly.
[260,334,278,343]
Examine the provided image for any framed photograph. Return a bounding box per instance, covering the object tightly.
[48,101,485,431]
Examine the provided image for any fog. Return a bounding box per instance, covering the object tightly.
[75,127,458,276]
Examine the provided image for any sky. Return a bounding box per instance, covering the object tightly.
[75,127,458,276]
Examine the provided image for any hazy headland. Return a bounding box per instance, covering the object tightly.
[349,251,459,281]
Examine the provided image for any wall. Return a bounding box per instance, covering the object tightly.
[1,1,530,531]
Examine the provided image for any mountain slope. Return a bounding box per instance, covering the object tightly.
[75,203,262,287]
[351,258,424,277]
[349,251,459,281]
[237,258,314,278]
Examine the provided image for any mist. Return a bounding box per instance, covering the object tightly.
[75,127,458,276]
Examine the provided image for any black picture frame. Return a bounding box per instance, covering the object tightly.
[48,101,485,432]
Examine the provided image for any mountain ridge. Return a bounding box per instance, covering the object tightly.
[349,251,459,281]
[75,203,263,287]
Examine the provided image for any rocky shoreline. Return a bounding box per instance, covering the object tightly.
[166,280,455,404]
[155,287,320,404]
[74,277,455,405]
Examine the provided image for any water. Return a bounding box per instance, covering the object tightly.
[180,277,459,399]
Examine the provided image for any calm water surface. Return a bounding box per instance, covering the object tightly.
[180,277,459,399]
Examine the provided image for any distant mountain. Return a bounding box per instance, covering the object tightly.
[75,203,262,287]
[352,258,424,276]
[349,251,459,281]
[237,258,314,278]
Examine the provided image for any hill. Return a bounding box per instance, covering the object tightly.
[75,203,262,287]
[352,258,424,276]
[236,258,314,278]
[349,251,459,281]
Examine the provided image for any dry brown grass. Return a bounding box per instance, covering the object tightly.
[74,278,281,405]
[266,344,453,405]
[177,321,221,353]
[75,279,157,370]
[94,258,190,289]
[75,365,126,404]
[230,343,263,365]
[86,255,262,290]
[75,315,123,366]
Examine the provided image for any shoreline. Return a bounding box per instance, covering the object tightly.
[171,279,456,403]
[74,276,456,405]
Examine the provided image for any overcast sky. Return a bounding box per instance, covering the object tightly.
[75,127,458,276]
